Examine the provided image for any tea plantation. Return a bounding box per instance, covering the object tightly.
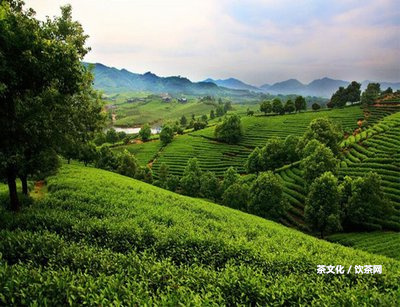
[150,106,366,176]
[0,164,399,305]
[327,232,400,261]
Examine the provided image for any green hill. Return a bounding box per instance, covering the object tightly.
[0,164,399,305]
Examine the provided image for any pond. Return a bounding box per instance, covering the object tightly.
[112,127,161,135]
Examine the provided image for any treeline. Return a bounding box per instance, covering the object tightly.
[329,81,398,108]
[258,96,308,115]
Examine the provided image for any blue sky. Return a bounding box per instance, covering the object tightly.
[26,0,400,85]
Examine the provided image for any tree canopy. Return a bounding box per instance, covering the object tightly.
[0,1,104,210]
[214,115,243,144]
[305,172,341,238]
[139,124,152,141]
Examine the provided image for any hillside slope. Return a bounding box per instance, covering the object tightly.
[0,164,399,305]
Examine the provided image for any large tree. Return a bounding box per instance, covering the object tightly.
[139,124,152,142]
[301,142,338,185]
[272,98,284,115]
[0,2,104,210]
[214,114,243,144]
[248,171,287,220]
[297,117,343,155]
[294,96,307,112]
[304,172,341,238]
[361,83,381,106]
[260,100,272,115]
[245,147,263,174]
[160,125,174,145]
[180,158,202,196]
[284,99,295,113]
[260,137,285,170]
[342,172,393,231]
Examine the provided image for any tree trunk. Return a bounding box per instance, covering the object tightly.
[7,169,20,211]
[21,174,28,195]
[67,158,71,164]
[320,230,324,239]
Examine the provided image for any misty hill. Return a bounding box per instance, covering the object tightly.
[203,78,261,92]
[85,63,255,97]
[87,62,399,98]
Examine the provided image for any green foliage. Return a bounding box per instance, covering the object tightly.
[160,125,174,145]
[301,143,338,184]
[0,2,104,210]
[158,163,169,188]
[298,117,343,155]
[106,128,119,144]
[261,137,285,170]
[95,146,119,171]
[180,115,187,126]
[305,172,341,238]
[180,158,202,196]
[79,142,98,166]
[200,171,221,200]
[139,124,152,141]
[245,147,263,173]
[117,150,140,178]
[283,135,300,163]
[328,231,400,261]
[361,83,381,106]
[284,99,295,113]
[193,120,207,131]
[259,100,272,115]
[222,183,249,211]
[214,115,243,144]
[209,109,215,119]
[294,96,307,112]
[216,105,225,117]
[311,103,321,111]
[330,82,361,108]
[249,171,288,220]
[222,167,240,191]
[272,98,284,114]
[342,172,393,231]
[1,164,399,305]
[166,175,180,192]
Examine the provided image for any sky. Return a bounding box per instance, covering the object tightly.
[25,0,400,85]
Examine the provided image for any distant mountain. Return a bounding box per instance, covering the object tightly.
[306,78,349,98]
[87,62,400,98]
[85,63,248,96]
[203,78,261,92]
[262,77,400,98]
[268,79,306,94]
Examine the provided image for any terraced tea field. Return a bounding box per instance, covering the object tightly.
[327,232,400,261]
[340,111,400,227]
[152,134,251,176]
[276,108,400,231]
[1,164,399,305]
[112,140,163,165]
[193,106,364,147]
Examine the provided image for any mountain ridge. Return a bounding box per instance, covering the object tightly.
[86,62,400,98]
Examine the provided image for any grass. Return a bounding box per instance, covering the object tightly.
[0,163,399,305]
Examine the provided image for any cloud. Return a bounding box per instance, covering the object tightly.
[25,0,400,84]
